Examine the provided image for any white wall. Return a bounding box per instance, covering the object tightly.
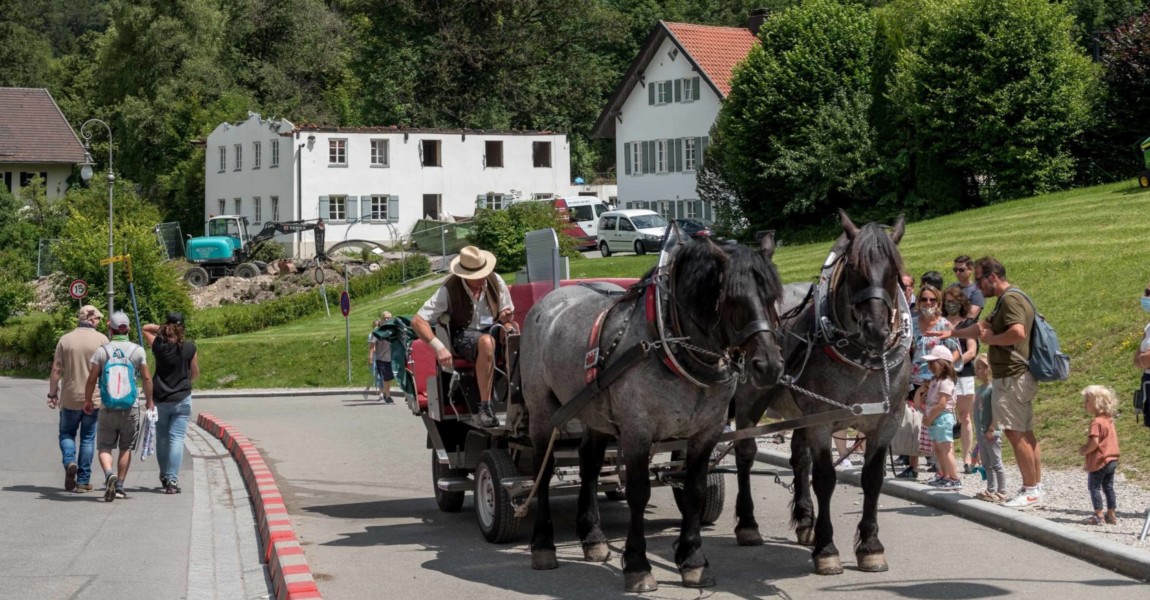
[615,36,721,221]
[205,114,572,258]
[1,164,73,200]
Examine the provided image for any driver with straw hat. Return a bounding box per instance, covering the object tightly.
[412,246,515,427]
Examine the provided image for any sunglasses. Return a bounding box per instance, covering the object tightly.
[952,267,968,273]
[919,297,938,304]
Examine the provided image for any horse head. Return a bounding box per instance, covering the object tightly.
[834,210,906,351]
[670,234,784,389]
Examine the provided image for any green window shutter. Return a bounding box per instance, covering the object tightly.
[692,76,701,101]
[698,136,708,167]
[648,82,655,105]
[346,196,359,222]
[360,195,373,220]
[623,142,631,175]
[674,79,682,103]
[318,195,330,220]
[703,201,713,222]
[388,195,399,223]
[674,138,683,172]
[646,141,655,174]
[476,194,487,209]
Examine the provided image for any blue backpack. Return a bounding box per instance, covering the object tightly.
[1004,289,1070,383]
[99,345,139,410]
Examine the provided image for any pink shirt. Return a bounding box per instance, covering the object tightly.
[926,378,956,413]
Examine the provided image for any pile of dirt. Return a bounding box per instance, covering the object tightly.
[188,267,349,309]
[31,273,66,313]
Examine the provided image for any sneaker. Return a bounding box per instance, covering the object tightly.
[165,479,181,494]
[1003,490,1042,508]
[65,462,78,492]
[384,397,395,405]
[962,463,973,475]
[114,488,127,500]
[895,467,918,480]
[927,475,947,487]
[895,455,909,466]
[104,474,118,503]
[477,404,500,428]
[941,478,963,489]
[76,483,93,493]
[160,476,170,490]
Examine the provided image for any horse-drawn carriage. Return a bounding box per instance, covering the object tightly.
[403,212,914,592]
[405,276,728,543]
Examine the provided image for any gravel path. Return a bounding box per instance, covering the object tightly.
[755,436,1150,552]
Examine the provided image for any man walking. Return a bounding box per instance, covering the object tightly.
[951,255,986,318]
[933,257,1042,507]
[84,312,153,502]
[47,305,109,492]
[412,246,515,427]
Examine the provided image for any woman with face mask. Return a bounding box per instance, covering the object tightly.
[943,286,979,473]
[1135,282,1150,425]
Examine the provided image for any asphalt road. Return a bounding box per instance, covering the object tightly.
[196,392,1146,599]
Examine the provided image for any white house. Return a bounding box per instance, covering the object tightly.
[592,18,763,222]
[203,113,572,258]
[0,87,86,200]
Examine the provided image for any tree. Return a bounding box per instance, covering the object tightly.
[888,0,1097,202]
[716,0,879,233]
[51,180,192,325]
[468,199,575,273]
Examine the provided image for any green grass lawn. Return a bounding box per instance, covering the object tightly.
[191,181,1150,476]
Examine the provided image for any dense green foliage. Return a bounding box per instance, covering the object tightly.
[468,201,577,273]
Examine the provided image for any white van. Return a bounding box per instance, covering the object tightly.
[555,196,610,250]
[596,209,668,257]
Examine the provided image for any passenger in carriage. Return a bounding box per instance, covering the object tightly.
[412,246,515,427]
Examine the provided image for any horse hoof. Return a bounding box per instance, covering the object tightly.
[531,549,558,570]
[814,555,844,576]
[583,542,611,563]
[795,527,815,546]
[680,566,716,588]
[856,553,889,572]
[624,571,658,593]
[735,528,764,546]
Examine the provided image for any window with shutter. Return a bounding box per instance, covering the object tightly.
[624,142,631,175]
[674,79,682,103]
[692,76,701,101]
[648,82,655,105]
[346,196,358,222]
[388,195,400,223]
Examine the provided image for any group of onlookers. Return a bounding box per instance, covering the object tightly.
[897,255,1124,521]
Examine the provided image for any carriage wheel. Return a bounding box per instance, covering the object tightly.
[474,449,521,543]
[671,472,726,526]
[432,450,466,513]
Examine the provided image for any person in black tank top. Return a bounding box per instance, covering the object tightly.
[143,312,199,494]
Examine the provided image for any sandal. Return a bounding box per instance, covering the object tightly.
[1105,513,1118,525]
[1083,516,1103,525]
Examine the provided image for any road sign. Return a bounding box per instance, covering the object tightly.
[339,291,350,317]
[314,266,325,285]
[68,279,88,300]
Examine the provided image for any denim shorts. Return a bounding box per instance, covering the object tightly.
[929,412,957,443]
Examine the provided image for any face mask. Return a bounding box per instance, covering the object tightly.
[944,302,961,316]
[1142,296,1150,313]
[920,306,938,318]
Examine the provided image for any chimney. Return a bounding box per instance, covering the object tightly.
[747,8,770,36]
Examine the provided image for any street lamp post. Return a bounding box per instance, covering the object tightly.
[79,119,115,315]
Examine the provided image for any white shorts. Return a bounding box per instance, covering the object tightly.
[955,376,975,396]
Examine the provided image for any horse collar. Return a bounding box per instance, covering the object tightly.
[812,250,912,371]
[643,273,732,388]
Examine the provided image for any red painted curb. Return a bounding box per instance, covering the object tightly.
[196,414,324,599]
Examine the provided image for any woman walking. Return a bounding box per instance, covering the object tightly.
[143,312,199,494]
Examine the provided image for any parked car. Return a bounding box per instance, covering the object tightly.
[597,209,668,257]
[670,218,713,239]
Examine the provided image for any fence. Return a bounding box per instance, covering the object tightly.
[155,222,185,260]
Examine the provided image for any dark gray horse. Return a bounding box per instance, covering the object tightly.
[520,235,784,592]
[731,211,912,575]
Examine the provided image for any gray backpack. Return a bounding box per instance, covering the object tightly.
[1004,288,1069,382]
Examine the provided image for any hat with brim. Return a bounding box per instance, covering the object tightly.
[449,246,497,280]
[921,344,954,363]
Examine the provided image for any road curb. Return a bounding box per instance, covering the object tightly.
[754,449,1150,582]
[197,412,325,600]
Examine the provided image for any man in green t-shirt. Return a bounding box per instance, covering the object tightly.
[930,257,1042,509]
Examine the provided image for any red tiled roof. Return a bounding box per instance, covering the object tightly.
[0,88,86,164]
[663,22,757,97]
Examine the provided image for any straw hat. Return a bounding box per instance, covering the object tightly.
[449,246,497,280]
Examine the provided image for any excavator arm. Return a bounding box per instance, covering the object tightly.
[249,219,327,262]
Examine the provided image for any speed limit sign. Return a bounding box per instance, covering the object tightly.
[69,279,88,300]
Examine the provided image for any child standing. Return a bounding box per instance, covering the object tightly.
[921,345,961,488]
[972,354,1007,502]
[1079,385,1120,525]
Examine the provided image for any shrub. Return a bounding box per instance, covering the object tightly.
[468,201,577,272]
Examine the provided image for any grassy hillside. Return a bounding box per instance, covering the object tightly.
[195,181,1150,475]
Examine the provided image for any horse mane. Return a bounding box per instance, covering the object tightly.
[844,222,903,284]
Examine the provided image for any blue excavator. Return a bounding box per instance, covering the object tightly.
[183,216,326,287]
